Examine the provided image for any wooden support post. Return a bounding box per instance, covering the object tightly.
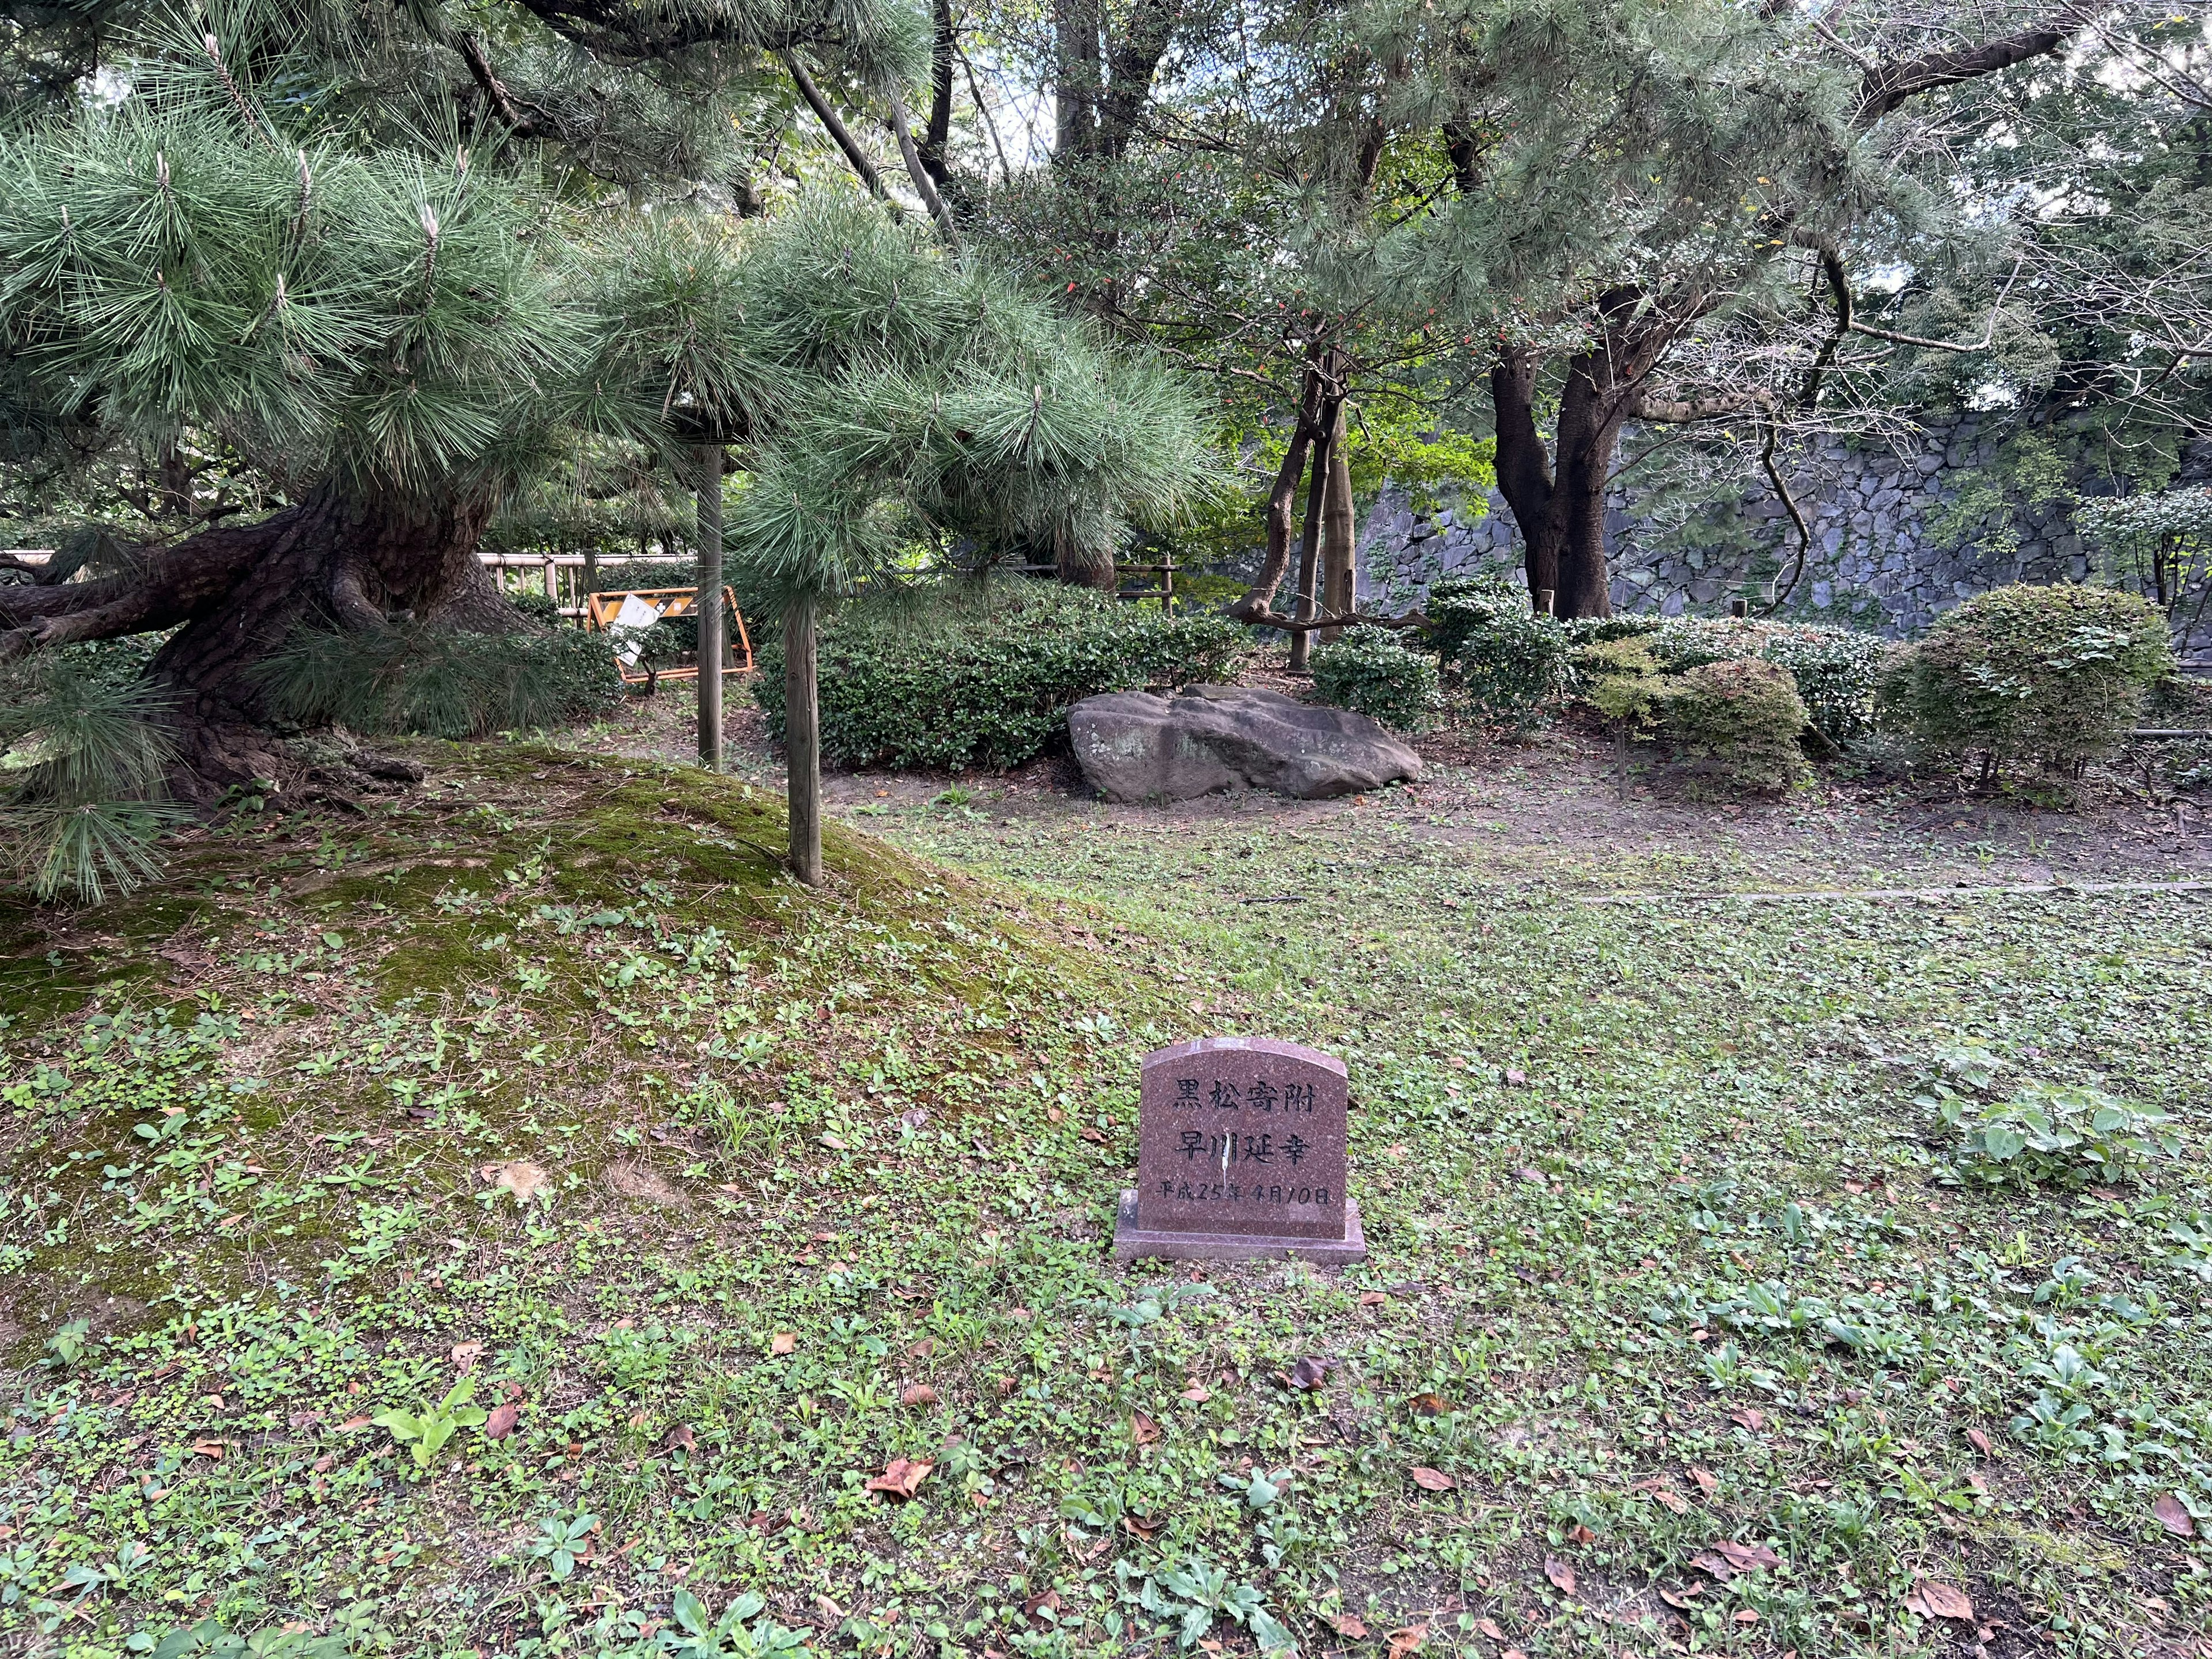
[1319,401,1354,646]
[695,444,725,771]
[784,593,823,886]
[1287,412,1332,672]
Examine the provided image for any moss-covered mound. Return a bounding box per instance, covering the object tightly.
[0,745,1189,1655]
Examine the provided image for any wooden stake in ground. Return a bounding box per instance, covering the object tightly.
[1319,400,1355,647]
[1286,408,1334,672]
[695,443,725,771]
[784,594,823,884]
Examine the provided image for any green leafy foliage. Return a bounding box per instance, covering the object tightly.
[529,1512,600,1580]
[1564,617,1891,741]
[1655,657,1810,797]
[1917,1049,2183,1188]
[1426,576,1570,725]
[372,1376,488,1469]
[1308,628,1440,731]
[753,581,1247,770]
[1884,583,2175,778]
[1577,636,1668,731]
[257,624,621,739]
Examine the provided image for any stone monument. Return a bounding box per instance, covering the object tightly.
[1112,1036,1366,1264]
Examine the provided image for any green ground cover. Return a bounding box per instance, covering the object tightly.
[1,743,2206,1659]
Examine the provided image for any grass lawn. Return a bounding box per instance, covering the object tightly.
[2,720,2207,1659]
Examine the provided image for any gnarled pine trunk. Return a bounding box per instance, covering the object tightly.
[1,478,505,802]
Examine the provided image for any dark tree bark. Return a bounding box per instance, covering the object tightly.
[1230,368,1326,624]
[1054,0,1102,158]
[1054,525,1118,590]
[919,0,956,188]
[1469,17,2084,620]
[1286,411,1332,671]
[1,479,510,801]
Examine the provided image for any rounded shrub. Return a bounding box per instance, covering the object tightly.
[1309,628,1440,731]
[1656,657,1810,796]
[753,580,1248,771]
[1885,583,2174,779]
[1426,575,1570,724]
[1584,616,1888,741]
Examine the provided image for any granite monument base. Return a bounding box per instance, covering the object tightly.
[1111,1190,1367,1266]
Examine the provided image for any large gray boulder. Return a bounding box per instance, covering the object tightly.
[1068,685,1423,803]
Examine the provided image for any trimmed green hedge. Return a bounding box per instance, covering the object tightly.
[1310,628,1439,731]
[754,582,1249,770]
[1563,614,1889,741]
[1883,582,2173,777]
[1427,576,1571,725]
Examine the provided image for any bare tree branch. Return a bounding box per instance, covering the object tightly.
[1854,13,2084,124]
[779,50,891,203]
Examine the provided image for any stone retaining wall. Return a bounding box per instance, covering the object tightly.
[1354,418,2212,650]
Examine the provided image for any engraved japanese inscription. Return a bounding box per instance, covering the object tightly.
[1135,1037,1348,1240]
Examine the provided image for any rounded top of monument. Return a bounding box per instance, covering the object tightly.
[1139,1036,1346,1077]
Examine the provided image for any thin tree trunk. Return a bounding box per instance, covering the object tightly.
[695,442,724,771]
[1489,350,1559,611]
[1287,411,1332,672]
[1230,369,1324,623]
[783,593,823,885]
[1546,346,1623,620]
[1054,0,1101,159]
[1319,400,1355,645]
[1054,525,1117,590]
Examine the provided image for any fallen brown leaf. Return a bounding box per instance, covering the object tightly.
[1328,1613,1368,1638]
[2154,1494,2195,1537]
[1732,1608,1759,1626]
[338,1415,373,1433]
[1080,1127,1108,1144]
[1688,1466,1718,1495]
[1130,1412,1161,1445]
[1472,1615,1506,1642]
[191,1440,224,1460]
[1287,1357,1330,1391]
[1905,1580,1974,1622]
[1358,1291,1387,1306]
[1715,1540,1781,1571]
[1657,1586,1700,1609]
[900,1384,938,1408]
[1385,1623,1429,1658]
[1409,1392,1456,1417]
[481,1160,550,1203]
[484,1403,520,1441]
[1967,1427,1994,1457]
[1544,1556,1577,1595]
[449,1340,484,1370]
[1022,1589,1063,1629]
[1410,1465,1456,1493]
[770,1332,796,1356]
[1181,1382,1211,1403]
[1653,1487,1688,1514]
[1566,1524,1595,1546]
[1728,1407,1766,1432]
[863,1457,934,1500]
